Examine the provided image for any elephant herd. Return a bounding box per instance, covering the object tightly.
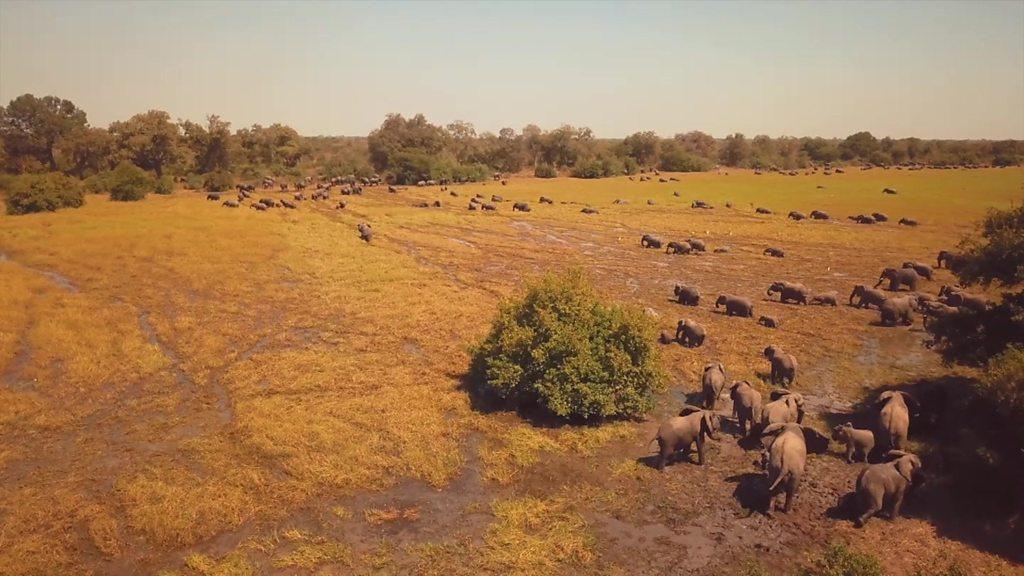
[652,359,925,524]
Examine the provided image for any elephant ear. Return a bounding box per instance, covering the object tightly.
[894,454,920,482]
[761,423,787,437]
[876,391,896,406]
[678,404,704,416]
[884,449,908,461]
[790,393,805,407]
[899,391,921,412]
[769,389,791,401]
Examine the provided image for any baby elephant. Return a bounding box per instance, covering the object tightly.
[701,362,726,409]
[653,406,721,469]
[357,222,373,243]
[854,450,923,527]
[673,284,700,306]
[763,247,785,258]
[764,345,797,387]
[832,423,875,463]
[758,315,780,328]
[729,381,762,437]
[665,241,692,255]
[675,319,706,348]
[811,291,839,306]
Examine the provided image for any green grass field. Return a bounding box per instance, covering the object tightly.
[1,167,1021,575]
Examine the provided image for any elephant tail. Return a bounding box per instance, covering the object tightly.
[769,469,790,492]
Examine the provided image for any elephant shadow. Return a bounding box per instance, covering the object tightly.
[826,490,859,521]
[753,370,772,384]
[725,472,769,515]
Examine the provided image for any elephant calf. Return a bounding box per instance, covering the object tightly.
[357,222,373,243]
[898,217,918,226]
[641,234,664,249]
[871,212,889,222]
[879,295,917,326]
[666,241,692,255]
[767,281,809,304]
[222,199,239,208]
[729,380,762,437]
[756,207,773,215]
[832,423,875,463]
[653,406,721,469]
[788,211,807,221]
[761,423,830,514]
[758,315,780,328]
[902,261,933,280]
[581,207,599,214]
[811,291,838,306]
[763,247,785,258]
[849,284,887,309]
[686,238,707,252]
[512,202,531,212]
[701,362,726,409]
[673,284,700,306]
[716,294,754,317]
[675,319,705,348]
[539,196,554,204]
[810,210,830,220]
[854,451,922,527]
[764,345,798,387]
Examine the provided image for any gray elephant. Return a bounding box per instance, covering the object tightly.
[763,247,785,258]
[938,285,988,312]
[539,196,554,204]
[673,284,700,306]
[512,202,531,212]
[764,345,798,387]
[758,315,780,328]
[357,222,373,243]
[876,391,918,450]
[756,207,773,215]
[675,319,705,348]
[850,214,876,224]
[902,261,933,280]
[686,238,707,252]
[936,250,960,269]
[222,199,239,208]
[811,291,839,306]
[701,362,726,409]
[641,234,663,248]
[875,267,920,292]
[761,389,805,426]
[767,281,810,305]
[581,207,599,214]
[854,450,923,527]
[810,210,830,220]
[761,423,830,514]
[653,406,721,469]
[898,218,919,226]
[871,212,889,222]
[666,241,692,255]
[729,380,762,436]
[788,211,807,221]
[832,423,875,463]
[879,295,917,326]
[716,294,754,317]
[849,284,887,309]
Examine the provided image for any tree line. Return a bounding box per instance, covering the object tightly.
[2,93,1022,189]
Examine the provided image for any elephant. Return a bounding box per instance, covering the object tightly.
[764,345,798,387]
[938,285,988,312]
[432,200,442,208]
[414,201,430,208]
[878,295,917,326]
[491,195,504,202]
[713,246,732,253]
[336,200,348,210]
[641,234,664,249]
[767,281,809,304]
[875,267,920,292]
[849,214,876,224]
[259,198,277,208]
[763,247,785,258]
[761,423,830,514]
[936,250,961,269]
[357,222,373,243]
[539,196,554,204]
[810,210,830,220]
[883,187,897,194]
[876,391,918,450]
[729,380,762,436]
[222,199,239,208]
[581,207,599,214]
[482,203,497,211]
[898,218,918,226]
[279,183,290,192]
[512,202,531,212]
[613,199,629,205]
[449,191,459,197]
[251,202,267,211]
[811,291,839,306]
[653,406,721,469]
[761,390,805,426]
[686,238,707,252]
[658,331,676,345]
[675,319,706,348]
[691,200,711,209]
[293,192,306,201]
[666,241,692,255]
[468,202,479,211]
[206,193,221,201]
[716,294,754,317]
[788,211,807,221]
[902,261,933,280]
[832,423,875,463]
[758,315,780,328]
[673,284,700,306]
[756,207,773,215]
[281,199,297,209]
[849,284,888,309]
[871,212,889,222]
[388,185,398,193]
[701,362,726,409]
[647,199,656,205]
[853,451,923,527]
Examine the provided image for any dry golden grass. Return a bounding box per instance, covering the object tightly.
[0,167,1021,575]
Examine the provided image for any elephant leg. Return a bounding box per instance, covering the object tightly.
[846,445,854,463]
[657,447,671,471]
[696,436,705,465]
[889,487,906,520]
[783,482,796,513]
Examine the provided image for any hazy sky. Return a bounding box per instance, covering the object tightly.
[1,0,1022,139]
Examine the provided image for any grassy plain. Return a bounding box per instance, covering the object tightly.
[0,167,1021,575]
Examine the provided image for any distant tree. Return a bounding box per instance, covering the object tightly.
[236,123,305,167]
[180,115,232,174]
[56,127,116,177]
[719,133,750,167]
[109,110,181,177]
[840,131,880,160]
[0,94,88,171]
[367,114,447,173]
[674,131,717,159]
[801,137,839,163]
[658,141,710,172]
[107,161,154,201]
[621,131,660,166]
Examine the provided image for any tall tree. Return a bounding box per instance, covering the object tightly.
[0,94,88,171]
[56,127,116,177]
[109,110,181,177]
[621,131,660,166]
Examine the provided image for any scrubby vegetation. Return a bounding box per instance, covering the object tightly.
[3,172,84,214]
[107,162,154,201]
[798,543,883,576]
[470,271,665,421]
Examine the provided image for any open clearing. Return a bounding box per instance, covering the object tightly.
[1,168,1022,575]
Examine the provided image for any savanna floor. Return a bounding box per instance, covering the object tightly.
[1,167,1022,575]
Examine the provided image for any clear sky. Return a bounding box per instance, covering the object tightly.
[1,0,1022,139]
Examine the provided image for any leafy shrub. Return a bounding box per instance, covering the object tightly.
[203,170,234,192]
[470,270,665,421]
[570,158,604,179]
[183,174,203,191]
[83,171,112,194]
[534,163,557,178]
[622,157,639,175]
[4,173,85,215]
[799,543,883,576]
[659,149,710,172]
[978,346,1024,445]
[108,162,153,201]
[154,174,174,195]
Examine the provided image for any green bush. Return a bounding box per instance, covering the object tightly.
[183,174,203,191]
[4,173,85,215]
[534,163,557,178]
[978,346,1024,445]
[470,270,665,421]
[203,171,234,192]
[658,149,710,172]
[108,162,153,201]
[622,157,639,175]
[83,171,112,194]
[154,174,174,195]
[799,543,882,576]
